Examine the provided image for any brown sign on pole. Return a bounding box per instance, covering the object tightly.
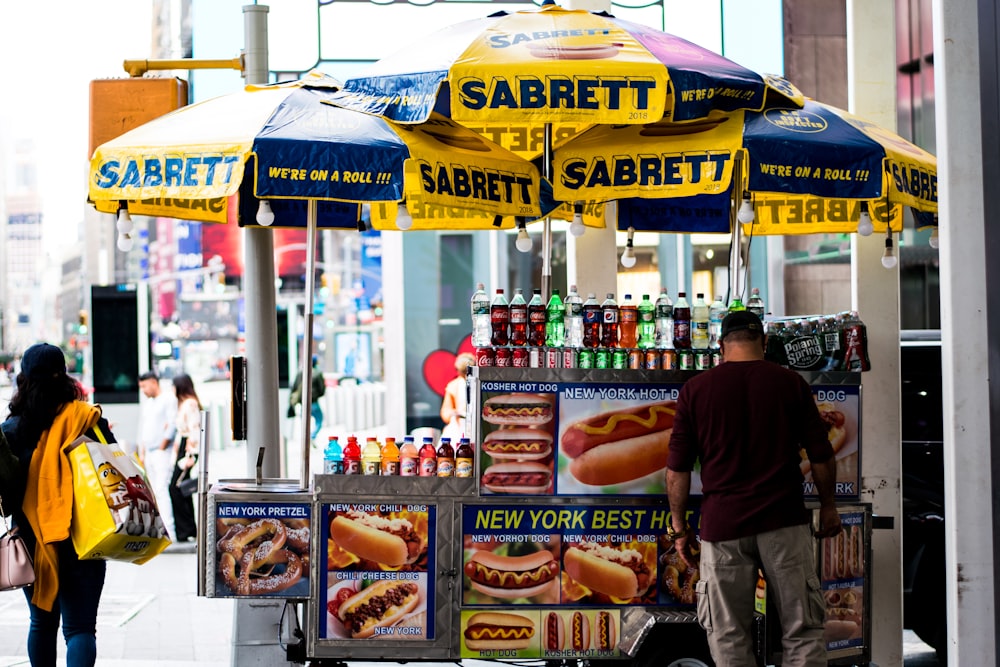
[88,77,188,158]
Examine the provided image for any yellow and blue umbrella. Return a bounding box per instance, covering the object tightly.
[89,72,550,227]
[330,3,802,129]
[555,99,937,235]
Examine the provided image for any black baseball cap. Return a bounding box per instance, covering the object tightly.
[720,311,764,340]
[20,343,67,380]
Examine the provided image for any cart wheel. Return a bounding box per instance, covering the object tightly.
[666,660,711,667]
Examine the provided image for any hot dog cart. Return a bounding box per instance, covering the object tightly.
[201,365,872,666]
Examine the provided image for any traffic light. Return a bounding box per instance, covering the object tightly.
[319,274,330,298]
[78,310,89,335]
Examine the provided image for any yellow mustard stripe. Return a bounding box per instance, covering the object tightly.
[574,404,675,436]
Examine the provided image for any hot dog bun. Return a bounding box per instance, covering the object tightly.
[483,393,553,425]
[526,41,622,60]
[330,512,418,566]
[465,549,559,599]
[594,611,617,650]
[337,580,420,638]
[482,461,552,494]
[483,428,553,461]
[569,611,590,651]
[568,430,671,486]
[562,402,675,457]
[464,611,535,650]
[563,542,650,600]
[543,612,565,651]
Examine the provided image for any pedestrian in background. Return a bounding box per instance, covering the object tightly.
[666,311,842,667]
[169,374,201,543]
[137,370,177,541]
[440,352,475,441]
[2,343,113,666]
[287,356,325,445]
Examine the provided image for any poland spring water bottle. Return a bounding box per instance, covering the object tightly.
[471,283,491,347]
[564,285,584,348]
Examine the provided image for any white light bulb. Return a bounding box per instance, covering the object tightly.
[857,206,874,236]
[515,226,533,252]
[737,193,755,224]
[396,203,413,231]
[256,200,275,226]
[881,237,897,269]
[569,211,585,238]
[116,207,133,234]
[929,227,940,249]
[620,245,636,268]
[117,233,134,252]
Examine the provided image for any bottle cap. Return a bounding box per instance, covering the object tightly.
[477,282,484,289]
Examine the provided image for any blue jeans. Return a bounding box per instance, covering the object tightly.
[310,401,323,441]
[23,540,107,667]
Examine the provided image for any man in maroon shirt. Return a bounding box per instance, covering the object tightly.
[666,310,842,667]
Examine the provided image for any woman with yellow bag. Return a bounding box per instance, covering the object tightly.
[1,343,113,667]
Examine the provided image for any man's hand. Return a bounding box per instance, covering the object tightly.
[815,504,843,538]
[673,530,701,570]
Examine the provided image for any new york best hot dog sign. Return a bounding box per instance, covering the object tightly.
[459,503,700,658]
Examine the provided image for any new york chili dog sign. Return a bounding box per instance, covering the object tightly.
[319,503,436,640]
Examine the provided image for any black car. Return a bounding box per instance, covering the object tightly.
[901,330,946,661]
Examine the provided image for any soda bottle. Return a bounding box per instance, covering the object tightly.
[654,288,674,349]
[471,282,491,347]
[323,436,343,475]
[545,289,565,348]
[380,437,400,476]
[436,437,456,477]
[564,285,584,348]
[619,294,638,348]
[709,295,727,349]
[455,438,474,478]
[637,294,656,349]
[601,293,620,348]
[418,437,438,477]
[728,295,746,313]
[342,436,362,475]
[399,436,419,477]
[490,289,509,346]
[509,288,528,346]
[582,293,602,348]
[362,437,382,475]
[691,293,710,350]
[672,292,691,349]
[527,288,546,347]
[747,287,766,320]
[821,316,843,371]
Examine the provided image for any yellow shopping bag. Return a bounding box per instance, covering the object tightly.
[65,427,171,563]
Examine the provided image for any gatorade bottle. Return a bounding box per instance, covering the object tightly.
[490,289,510,346]
[436,437,456,477]
[582,293,602,348]
[619,294,638,348]
[545,289,565,348]
[673,292,691,349]
[509,288,528,346]
[638,294,656,349]
[601,293,620,348]
[362,437,382,475]
[342,436,362,475]
[691,293,710,350]
[380,437,400,476]
[418,437,438,477]
[323,436,343,475]
[399,437,419,477]
[455,438,475,478]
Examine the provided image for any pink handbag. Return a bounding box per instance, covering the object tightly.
[0,497,34,591]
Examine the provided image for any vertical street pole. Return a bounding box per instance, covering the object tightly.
[242,4,280,478]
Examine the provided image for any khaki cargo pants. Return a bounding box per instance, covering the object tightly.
[696,523,827,667]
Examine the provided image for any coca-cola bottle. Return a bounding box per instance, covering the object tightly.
[672,292,691,349]
[582,293,601,348]
[601,293,620,348]
[490,289,509,346]
[527,288,546,347]
[509,288,528,346]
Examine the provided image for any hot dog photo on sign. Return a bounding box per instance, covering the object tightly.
[800,386,861,498]
[557,385,682,495]
[462,536,562,605]
[480,392,556,495]
[560,538,657,605]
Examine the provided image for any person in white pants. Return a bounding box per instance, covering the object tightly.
[137,371,177,541]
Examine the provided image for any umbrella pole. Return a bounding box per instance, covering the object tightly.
[300,200,318,489]
[730,152,745,303]
[541,123,553,300]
